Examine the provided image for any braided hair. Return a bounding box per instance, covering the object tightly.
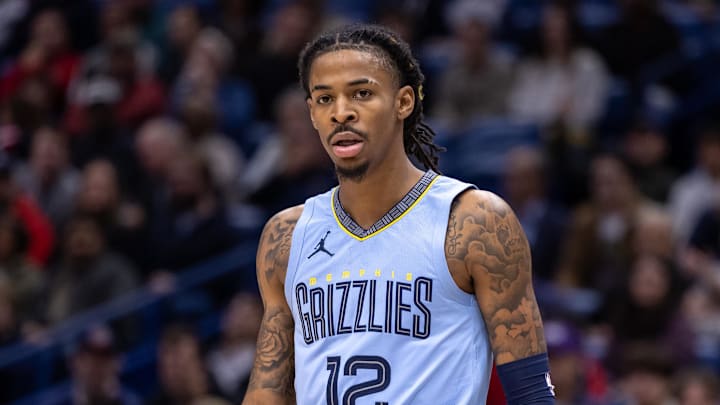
[298,23,444,173]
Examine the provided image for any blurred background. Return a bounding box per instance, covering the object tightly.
[0,0,719,404]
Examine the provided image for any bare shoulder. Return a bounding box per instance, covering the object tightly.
[262,204,304,236]
[448,188,516,225]
[257,204,305,287]
[445,189,546,364]
[445,189,524,289]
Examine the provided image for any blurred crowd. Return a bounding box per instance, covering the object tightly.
[0,0,720,404]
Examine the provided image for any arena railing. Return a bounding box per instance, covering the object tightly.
[0,242,258,402]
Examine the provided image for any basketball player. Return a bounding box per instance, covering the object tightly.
[242,24,555,404]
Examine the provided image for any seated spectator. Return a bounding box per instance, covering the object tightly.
[0,275,41,402]
[66,75,142,190]
[87,0,157,77]
[0,9,80,107]
[593,0,681,94]
[241,87,334,214]
[157,4,204,86]
[0,278,20,347]
[177,90,245,202]
[173,27,255,139]
[603,255,693,371]
[621,119,676,203]
[45,215,137,324]
[133,117,189,210]
[64,30,165,137]
[150,324,228,405]
[502,145,567,281]
[508,0,609,137]
[13,126,81,229]
[608,345,678,405]
[242,1,319,121]
[674,367,720,405]
[147,151,244,273]
[75,159,148,273]
[41,324,142,405]
[0,216,43,324]
[207,292,262,403]
[0,155,54,267]
[679,202,720,287]
[556,153,659,293]
[215,0,263,63]
[2,76,56,160]
[632,205,676,262]
[545,319,610,405]
[680,284,720,366]
[429,0,514,130]
[669,124,720,245]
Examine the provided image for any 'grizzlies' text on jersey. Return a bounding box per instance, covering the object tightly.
[284,171,493,405]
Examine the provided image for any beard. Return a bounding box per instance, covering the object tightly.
[335,161,369,183]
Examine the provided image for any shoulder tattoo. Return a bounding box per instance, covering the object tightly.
[446,192,547,363]
[258,214,299,283]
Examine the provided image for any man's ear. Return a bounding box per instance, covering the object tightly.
[306,98,318,130]
[396,85,415,120]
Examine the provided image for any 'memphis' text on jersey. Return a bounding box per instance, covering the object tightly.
[294,271,433,345]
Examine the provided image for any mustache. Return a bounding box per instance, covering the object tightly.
[327,124,368,144]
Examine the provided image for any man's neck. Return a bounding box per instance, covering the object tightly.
[337,158,424,230]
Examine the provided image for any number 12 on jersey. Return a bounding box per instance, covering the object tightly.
[326,355,391,405]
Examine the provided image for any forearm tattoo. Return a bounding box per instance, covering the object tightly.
[446,194,547,364]
[248,307,296,397]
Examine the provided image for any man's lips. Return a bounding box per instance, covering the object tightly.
[332,143,364,158]
[330,131,365,158]
[331,131,365,146]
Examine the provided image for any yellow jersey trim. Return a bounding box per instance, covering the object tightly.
[331,175,440,241]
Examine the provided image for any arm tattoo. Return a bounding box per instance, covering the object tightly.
[446,193,547,363]
[248,307,296,397]
[260,216,298,281]
[245,209,300,402]
[446,200,461,257]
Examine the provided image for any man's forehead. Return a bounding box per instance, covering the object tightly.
[309,48,399,85]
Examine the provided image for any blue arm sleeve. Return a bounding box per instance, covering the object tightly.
[496,353,556,404]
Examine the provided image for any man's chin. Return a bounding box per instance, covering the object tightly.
[335,161,370,183]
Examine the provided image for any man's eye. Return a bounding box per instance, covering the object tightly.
[317,95,332,104]
[354,89,372,99]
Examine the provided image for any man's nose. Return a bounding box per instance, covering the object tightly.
[331,98,357,124]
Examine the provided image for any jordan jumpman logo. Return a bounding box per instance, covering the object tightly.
[308,230,334,258]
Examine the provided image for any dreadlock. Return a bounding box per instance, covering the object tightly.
[298,23,444,173]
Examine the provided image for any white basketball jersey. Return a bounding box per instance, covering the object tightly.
[284,171,493,405]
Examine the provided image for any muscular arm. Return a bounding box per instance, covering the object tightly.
[446,190,547,365]
[243,206,303,405]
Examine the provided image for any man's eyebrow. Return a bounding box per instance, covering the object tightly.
[310,78,378,92]
[311,84,331,92]
[348,78,376,86]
